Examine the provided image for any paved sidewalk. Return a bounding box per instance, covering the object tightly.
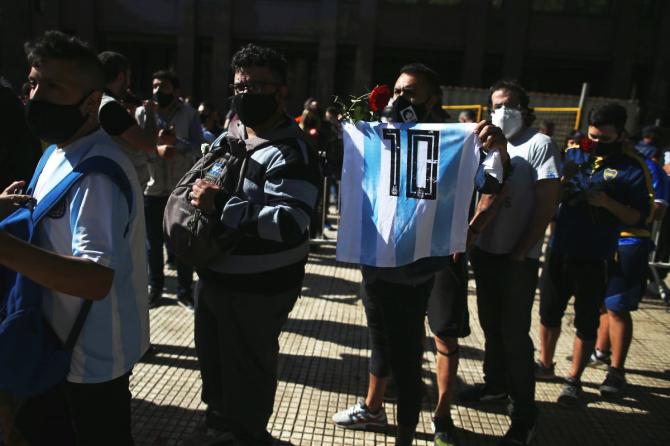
[133,242,670,446]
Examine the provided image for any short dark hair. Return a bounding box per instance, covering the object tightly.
[588,103,627,132]
[641,125,659,139]
[152,69,180,89]
[489,79,535,125]
[325,105,342,116]
[538,119,555,132]
[24,30,104,90]
[231,44,288,85]
[398,63,441,97]
[303,97,318,110]
[459,110,477,121]
[98,51,130,83]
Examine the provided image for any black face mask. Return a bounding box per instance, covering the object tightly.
[231,92,278,128]
[153,91,174,108]
[594,140,622,156]
[388,96,428,123]
[25,94,90,144]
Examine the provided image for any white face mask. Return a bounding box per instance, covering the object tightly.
[491,106,524,139]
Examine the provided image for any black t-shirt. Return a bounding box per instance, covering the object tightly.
[99,93,136,136]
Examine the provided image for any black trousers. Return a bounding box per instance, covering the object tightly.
[15,372,134,446]
[470,248,538,422]
[194,277,299,446]
[362,276,433,429]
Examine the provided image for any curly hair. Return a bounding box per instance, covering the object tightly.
[24,30,104,90]
[231,44,288,85]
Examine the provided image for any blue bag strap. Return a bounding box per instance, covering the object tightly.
[27,144,58,195]
[32,156,134,235]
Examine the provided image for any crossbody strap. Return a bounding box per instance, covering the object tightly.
[32,155,134,350]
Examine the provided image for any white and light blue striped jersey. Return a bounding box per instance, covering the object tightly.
[33,129,150,384]
[336,122,482,267]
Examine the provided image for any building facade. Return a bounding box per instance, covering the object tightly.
[1,0,668,122]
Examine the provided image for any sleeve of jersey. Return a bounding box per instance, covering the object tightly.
[626,167,654,226]
[530,140,561,181]
[220,146,320,243]
[67,173,130,269]
[99,100,136,136]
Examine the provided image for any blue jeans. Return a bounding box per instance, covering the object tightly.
[144,195,193,297]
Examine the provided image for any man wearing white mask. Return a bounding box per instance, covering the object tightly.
[459,80,561,446]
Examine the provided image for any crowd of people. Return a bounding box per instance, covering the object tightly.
[0,30,668,446]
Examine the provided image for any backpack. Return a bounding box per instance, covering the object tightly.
[0,144,133,398]
[163,135,247,269]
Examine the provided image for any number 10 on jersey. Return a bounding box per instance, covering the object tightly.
[382,128,440,200]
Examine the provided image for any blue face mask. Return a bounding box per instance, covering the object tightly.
[25,93,91,144]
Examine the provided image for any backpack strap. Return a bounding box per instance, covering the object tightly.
[34,156,134,351]
[64,299,93,350]
[32,156,134,233]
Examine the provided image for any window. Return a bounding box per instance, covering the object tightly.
[573,0,611,15]
[532,0,567,12]
[427,0,462,5]
[533,0,612,16]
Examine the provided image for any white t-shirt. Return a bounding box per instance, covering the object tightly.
[476,127,561,259]
[33,129,149,384]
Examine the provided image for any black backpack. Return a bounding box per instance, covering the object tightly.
[163,136,246,268]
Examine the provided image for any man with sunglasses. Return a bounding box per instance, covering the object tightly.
[537,103,653,408]
[187,44,321,446]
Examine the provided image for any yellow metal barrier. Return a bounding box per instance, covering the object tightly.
[442,105,483,122]
[534,107,581,130]
[443,104,583,148]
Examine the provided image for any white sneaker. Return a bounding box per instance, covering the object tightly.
[332,398,388,430]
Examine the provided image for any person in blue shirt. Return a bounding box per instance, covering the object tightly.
[590,149,667,397]
[536,103,653,408]
[635,125,661,160]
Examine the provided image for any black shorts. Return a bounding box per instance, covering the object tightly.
[539,251,608,341]
[427,255,471,340]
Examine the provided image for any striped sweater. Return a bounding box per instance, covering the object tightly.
[200,117,322,293]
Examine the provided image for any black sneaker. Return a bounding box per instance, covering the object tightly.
[148,286,162,309]
[587,349,611,369]
[534,360,556,381]
[499,417,537,446]
[557,377,581,408]
[433,416,457,446]
[600,367,626,397]
[459,383,508,403]
[177,293,195,311]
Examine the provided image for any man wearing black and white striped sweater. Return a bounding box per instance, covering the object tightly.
[188,44,322,446]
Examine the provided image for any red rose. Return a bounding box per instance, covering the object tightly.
[368,84,392,114]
